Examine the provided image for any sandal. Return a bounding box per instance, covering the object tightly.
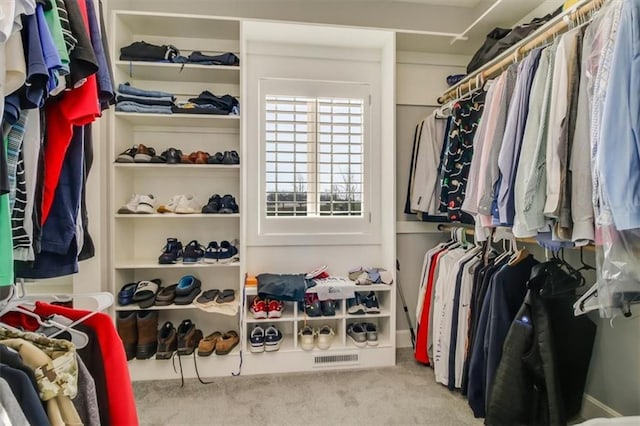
[118,282,138,306]
[132,280,160,303]
[196,289,220,304]
[154,284,178,306]
[215,289,235,304]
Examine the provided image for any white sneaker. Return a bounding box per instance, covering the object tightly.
[175,194,200,214]
[316,325,335,350]
[298,325,315,351]
[136,194,156,214]
[158,195,181,213]
[117,194,141,214]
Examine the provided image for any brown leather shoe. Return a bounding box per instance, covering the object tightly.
[116,311,137,360]
[194,151,209,164]
[197,331,221,357]
[134,144,156,163]
[177,319,203,355]
[215,330,239,356]
[156,321,177,359]
[136,310,158,359]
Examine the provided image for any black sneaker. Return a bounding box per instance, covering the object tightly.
[183,240,205,263]
[207,152,224,164]
[116,146,137,163]
[201,194,221,213]
[219,194,239,214]
[158,238,183,264]
[222,150,240,164]
[164,147,183,164]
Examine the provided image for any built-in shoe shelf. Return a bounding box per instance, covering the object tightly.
[114,261,241,269]
[114,112,240,128]
[115,213,241,219]
[113,164,240,170]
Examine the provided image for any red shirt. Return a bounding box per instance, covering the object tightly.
[34,302,139,426]
[41,0,99,225]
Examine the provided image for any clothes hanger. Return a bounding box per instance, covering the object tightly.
[574,283,600,316]
[508,237,530,266]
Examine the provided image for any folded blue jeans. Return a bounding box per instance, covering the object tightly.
[117,82,175,99]
[116,102,173,114]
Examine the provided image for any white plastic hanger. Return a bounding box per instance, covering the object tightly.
[574,283,600,316]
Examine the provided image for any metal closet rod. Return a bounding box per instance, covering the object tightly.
[436,223,596,252]
[437,0,605,105]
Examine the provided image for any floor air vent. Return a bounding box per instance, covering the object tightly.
[313,353,359,366]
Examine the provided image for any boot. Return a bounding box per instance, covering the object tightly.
[136,310,158,359]
[116,311,137,360]
[177,319,202,355]
[156,321,177,359]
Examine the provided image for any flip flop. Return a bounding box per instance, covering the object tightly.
[196,289,220,304]
[118,282,138,306]
[132,280,160,303]
[155,284,178,306]
[215,289,235,304]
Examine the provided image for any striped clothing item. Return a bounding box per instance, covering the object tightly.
[12,149,30,250]
[58,0,77,54]
[6,114,28,213]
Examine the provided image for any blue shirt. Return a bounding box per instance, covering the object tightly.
[599,0,640,230]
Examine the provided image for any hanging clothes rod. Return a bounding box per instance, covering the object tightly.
[436,224,596,252]
[437,0,604,104]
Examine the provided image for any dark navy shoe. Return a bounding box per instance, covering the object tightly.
[207,152,224,164]
[222,150,240,164]
[264,326,283,352]
[201,194,221,213]
[321,299,337,316]
[158,238,183,264]
[182,240,205,263]
[217,240,239,263]
[203,241,220,263]
[219,194,239,214]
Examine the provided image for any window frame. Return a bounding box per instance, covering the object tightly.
[257,78,377,241]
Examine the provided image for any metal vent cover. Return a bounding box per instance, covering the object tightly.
[313,353,359,366]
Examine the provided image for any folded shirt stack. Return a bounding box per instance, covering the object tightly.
[120,41,239,66]
[115,82,176,114]
[172,90,240,115]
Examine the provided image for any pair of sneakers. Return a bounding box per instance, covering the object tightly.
[201,194,239,214]
[157,194,201,214]
[298,325,335,351]
[118,194,156,214]
[347,322,378,347]
[249,325,283,352]
[299,293,337,317]
[249,296,284,319]
[158,239,207,264]
[347,292,380,315]
[116,144,156,163]
[203,240,239,264]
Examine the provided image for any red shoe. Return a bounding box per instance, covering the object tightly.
[267,299,284,318]
[250,296,267,319]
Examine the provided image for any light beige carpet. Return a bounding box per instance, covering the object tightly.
[133,349,483,425]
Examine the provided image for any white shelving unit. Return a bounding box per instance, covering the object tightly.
[110,11,396,381]
[109,10,243,381]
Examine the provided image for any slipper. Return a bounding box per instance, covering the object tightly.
[139,288,160,309]
[132,280,160,302]
[155,284,178,306]
[196,289,220,304]
[175,275,201,296]
[174,288,202,305]
[215,289,235,304]
[118,282,138,306]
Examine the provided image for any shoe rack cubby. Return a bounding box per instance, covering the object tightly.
[109,11,244,381]
[241,285,395,374]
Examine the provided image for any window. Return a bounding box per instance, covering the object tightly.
[265,96,364,217]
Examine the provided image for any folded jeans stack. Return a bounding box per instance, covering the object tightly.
[115,82,176,114]
[172,90,239,115]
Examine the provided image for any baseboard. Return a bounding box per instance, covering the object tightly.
[581,394,623,419]
[396,329,413,349]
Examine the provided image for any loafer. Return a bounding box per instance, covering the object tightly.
[197,331,221,357]
[118,282,138,306]
[215,330,239,355]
